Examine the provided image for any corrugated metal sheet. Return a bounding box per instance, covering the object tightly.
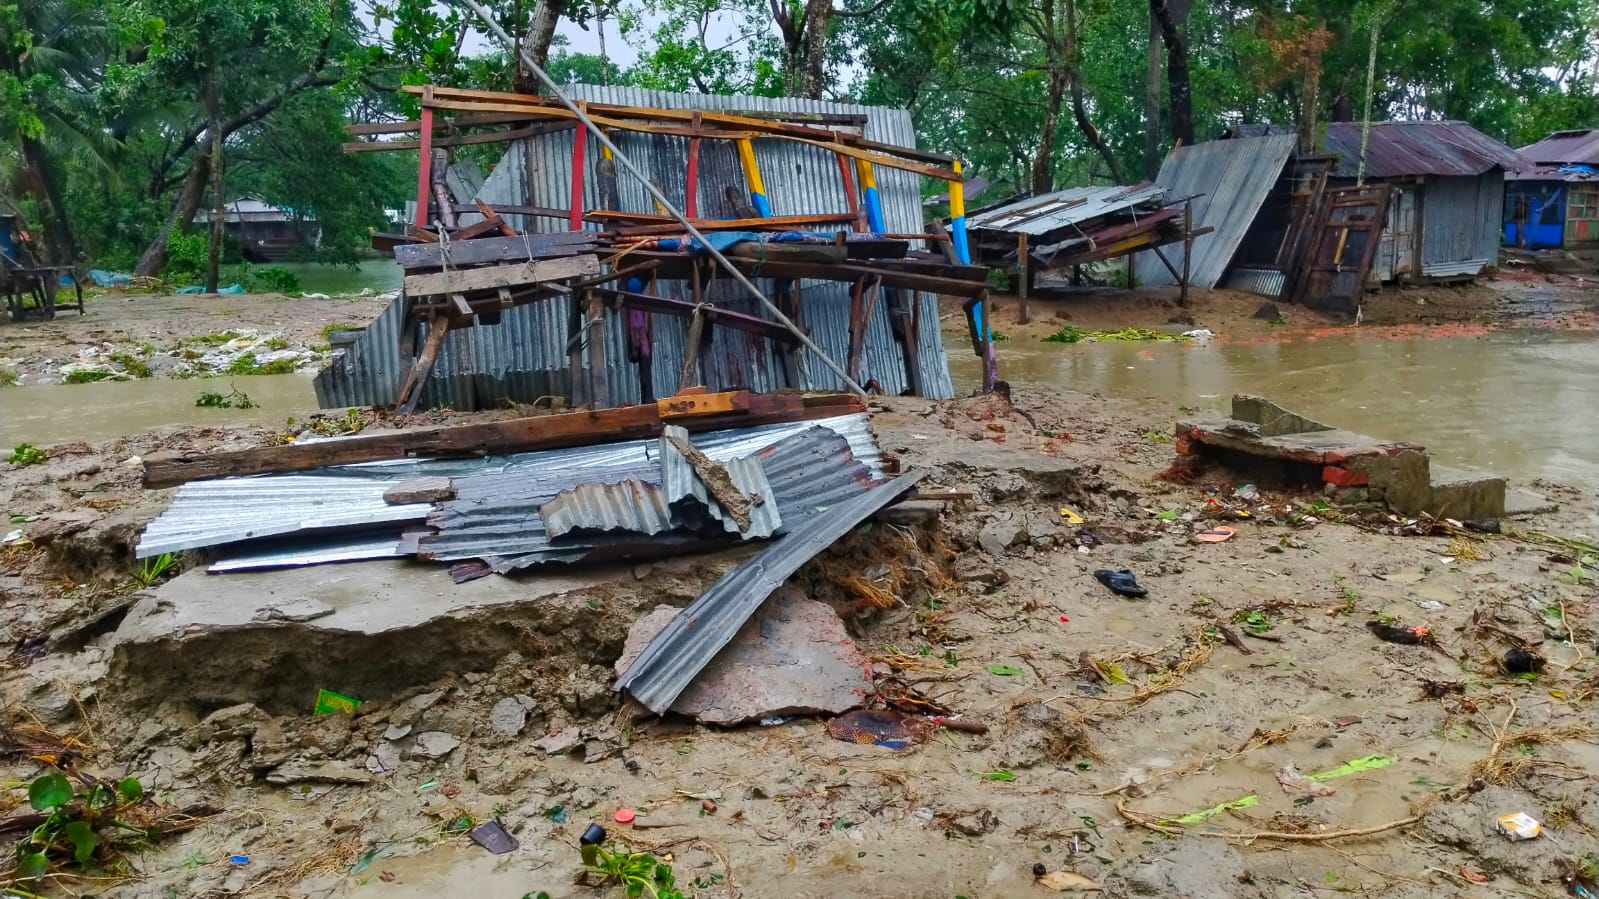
[1420,175,1498,271]
[1225,267,1286,297]
[208,534,408,572]
[315,85,954,410]
[1519,129,1599,166]
[421,418,876,568]
[156,412,876,570]
[1323,122,1527,179]
[137,476,431,557]
[1134,135,1297,289]
[659,426,780,539]
[1508,164,1599,183]
[967,183,1167,236]
[541,480,677,539]
[1420,258,1489,277]
[616,469,928,714]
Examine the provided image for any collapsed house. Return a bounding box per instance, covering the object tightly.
[1505,128,1599,249]
[318,85,996,412]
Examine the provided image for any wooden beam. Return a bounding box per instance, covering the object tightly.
[395,233,596,270]
[403,255,600,299]
[592,288,801,343]
[342,122,571,153]
[397,316,451,414]
[608,211,860,234]
[141,393,865,487]
[347,113,541,135]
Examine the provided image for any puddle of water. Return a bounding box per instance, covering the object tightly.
[953,328,1599,492]
[269,261,402,296]
[0,374,319,449]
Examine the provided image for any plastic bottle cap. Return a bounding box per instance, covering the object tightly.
[614,808,636,824]
[1059,615,1070,622]
[230,855,249,865]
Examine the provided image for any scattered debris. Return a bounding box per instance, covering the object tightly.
[1501,648,1546,675]
[1093,568,1148,598]
[1274,764,1335,797]
[409,732,461,759]
[825,710,932,749]
[1367,621,1427,645]
[1495,812,1542,841]
[1036,869,1104,892]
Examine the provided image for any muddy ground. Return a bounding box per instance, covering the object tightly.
[0,281,1597,898]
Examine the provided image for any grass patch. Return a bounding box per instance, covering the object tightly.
[185,331,242,346]
[196,387,256,409]
[223,353,297,376]
[108,352,152,379]
[1043,325,1192,344]
[321,322,359,341]
[0,368,17,387]
[63,368,118,384]
[262,336,291,350]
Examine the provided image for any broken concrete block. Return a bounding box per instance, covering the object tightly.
[410,731,460,759]
[614,587,871,725]
[978,518,1026,556]
[533,727,584,756]
[489,695,534,737]
[383,477,455,505]
[266,760,374,786]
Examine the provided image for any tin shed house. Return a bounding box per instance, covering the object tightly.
[1322,122,1526,281]
[1504,129,1599,249]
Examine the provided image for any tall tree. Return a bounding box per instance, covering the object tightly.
[1149,0,1192,147]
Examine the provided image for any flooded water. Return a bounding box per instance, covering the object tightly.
[0,374,320,449]
[270,260,401,295]
[951,328,1599,493]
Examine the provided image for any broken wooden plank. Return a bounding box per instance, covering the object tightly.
[591,288,800,344]
[141,392,865,488]
[393,233,597,270]
[397,316,451,414]
[403,255,600,299]
[658,390,749,419]
[664,431,753,531]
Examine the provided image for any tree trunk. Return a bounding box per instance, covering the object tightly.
[798,0,831,99]
[1151,0,1193,147]
[1066,0,1124,183]
[205,71,224,292]
[515,0,567,92]
[135,153,210,276]
[1031,67,1068,193]
[1145,5,1163,179]
[17,135,77,265]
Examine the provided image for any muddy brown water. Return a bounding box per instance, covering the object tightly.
[951,328,1599,493]
[0,374,319,448]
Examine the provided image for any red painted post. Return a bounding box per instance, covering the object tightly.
[685,137,701,219]
[414,106,434,228]
[569,124,588,232]
[835,150,864,232]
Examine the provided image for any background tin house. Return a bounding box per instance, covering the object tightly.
[1504,129,1599,249]
[1321,122,1526,281]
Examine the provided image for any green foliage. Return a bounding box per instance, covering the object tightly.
[14,772,150,880]
[109,351,152,378]
[64,368,118,384]
[252,266,300,294]
[8,443,48,466]
[134,551,180,586]
[1042,325,1085,344]
[223,353,297,375]
[163,231,210,281]
[1234,609,1272,635]
[195,386,256,408]
[0,368,18,387]
[584,841,685,899]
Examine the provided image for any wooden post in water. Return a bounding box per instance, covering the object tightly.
[1180,200,1193,307]
[1016,233,1030,324]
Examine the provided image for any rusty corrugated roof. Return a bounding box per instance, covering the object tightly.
[1323,122,1527,179]
[1518,129,1599,166]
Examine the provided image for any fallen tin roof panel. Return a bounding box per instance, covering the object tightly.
[617,469,929,714]
[540,480,678,539]
[1323,122,1527,179]
[967,183,1167,236]
[1134,134,1297,289]
[137,476,431,557]
[208,534,408,572]
[435,422,875,572]
[659,426,780,539]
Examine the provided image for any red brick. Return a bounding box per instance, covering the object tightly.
[1174,438,1193,455]
[1323,465,1368,487]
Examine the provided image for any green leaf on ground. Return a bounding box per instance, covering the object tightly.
[987,663,1024,676]
[29,773,73,811]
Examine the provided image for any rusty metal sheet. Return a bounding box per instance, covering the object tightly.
[1323,122,1527,179]
[1518,129,1599,166]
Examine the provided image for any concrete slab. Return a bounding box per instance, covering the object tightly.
[615,587,871,725]
[1505,488,1556,517]
[1426,465,1508,519]
[109,559,637,714]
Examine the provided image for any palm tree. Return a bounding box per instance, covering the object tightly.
[2,0,112,263]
